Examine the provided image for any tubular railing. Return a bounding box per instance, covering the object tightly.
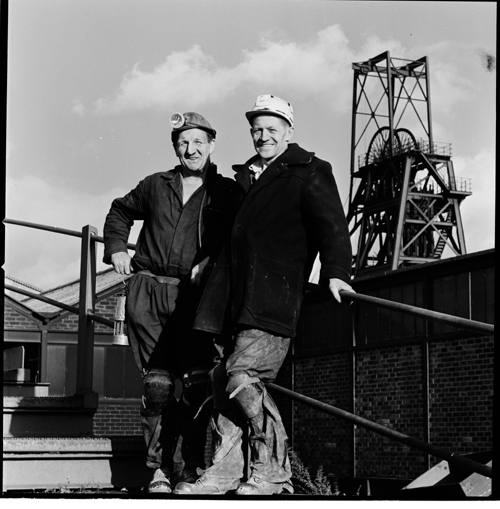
[337,288,494,335]
[4,218,494,480]
[4,283,114,328]
[266,383,492,479]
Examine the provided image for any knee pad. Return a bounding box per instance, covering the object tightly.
[142,369,174,416]
[227,371,263,420]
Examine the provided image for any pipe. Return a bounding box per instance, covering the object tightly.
[267,382,492,479]
[5,285,113,328]
[5,284,79,315]
[4,218,84,238]
[337,289,494,335]
[4,217,135,249]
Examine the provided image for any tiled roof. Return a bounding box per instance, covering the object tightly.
[5,275,43,293]
[8,269,128,314]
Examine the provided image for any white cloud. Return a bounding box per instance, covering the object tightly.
[358,35,406,61]
[453,149,496,253]
[430,61,473,117]
[88,25,397,116]
[5,175,141,290]
[235,25,355,110]
[93,45,238,114]
[88,25,477,139]
[71,99,85,116]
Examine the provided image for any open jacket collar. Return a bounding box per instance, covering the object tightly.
[233,143,315,193]
[161,162,218,179]
[160,162,218,190]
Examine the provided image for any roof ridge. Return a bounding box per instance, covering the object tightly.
[5,275,44,293]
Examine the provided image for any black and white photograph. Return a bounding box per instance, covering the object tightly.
[3,0,495,504]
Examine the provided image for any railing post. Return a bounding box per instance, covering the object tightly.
[40,327,49,383]
[76,224,98,396]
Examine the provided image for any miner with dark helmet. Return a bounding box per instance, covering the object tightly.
[103,111,240,493]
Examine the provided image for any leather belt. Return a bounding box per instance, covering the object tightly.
[137,270,181,285]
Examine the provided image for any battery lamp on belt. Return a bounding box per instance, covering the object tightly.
[112,293,129,346]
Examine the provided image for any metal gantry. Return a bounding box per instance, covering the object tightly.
[347,51,471,276]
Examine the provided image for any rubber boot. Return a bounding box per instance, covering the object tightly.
[174,407,245,494]
[232,384,293,495]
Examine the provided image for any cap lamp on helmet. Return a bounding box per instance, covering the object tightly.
[170,112,217,142]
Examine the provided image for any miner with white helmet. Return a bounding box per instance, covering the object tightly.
[175,95,354,495]
[103,111,240,493]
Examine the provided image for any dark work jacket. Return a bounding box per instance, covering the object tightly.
[194,143,352,338]
[103,163,241,279]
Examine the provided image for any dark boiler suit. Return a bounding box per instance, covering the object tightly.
[103,164,240,473]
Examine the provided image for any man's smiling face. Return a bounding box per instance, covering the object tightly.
[175,128,215,173]
[250,115,294,162]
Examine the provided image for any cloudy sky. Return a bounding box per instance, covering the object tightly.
[5,0,496,291]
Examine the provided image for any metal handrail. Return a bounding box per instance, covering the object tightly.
[7,280,494,337]
[5,284,114,328]
[5,284,80,315]
[305,284,494,335]
[339,289,494,335]
[267,382,492,479]
[3,218,136,250]
[4,218,85,239]
[5,218,493,335]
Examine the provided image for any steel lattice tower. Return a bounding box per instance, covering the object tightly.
[347,51,471,277]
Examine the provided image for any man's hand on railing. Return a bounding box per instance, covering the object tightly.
[111,252,133,275]
[329,277,355,304]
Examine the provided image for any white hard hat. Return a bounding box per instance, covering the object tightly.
[245,94,294,127]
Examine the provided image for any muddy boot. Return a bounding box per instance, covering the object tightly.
[174,408,245,495]
[234,387,293,495]
[148,466,173,493]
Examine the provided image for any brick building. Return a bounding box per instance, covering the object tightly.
[4,270,143,437]
[278,248,494,481]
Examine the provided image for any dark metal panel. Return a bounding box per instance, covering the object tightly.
[401,281,420,339]
[3,330,42,342]
[46,344,67,396]
[413,279,426,337]
[430,275,456,335]
[470,266,495,325]
[45,331,112,345]
[388,285,404,340]
[103,347,127,398]
[93,346,105,396]
[484,267,495,325]
[470,268,486,324]
[376,286,394,341]
[354,301,369,347]
[361,300,377,343]
[123,348,142,398]
[296,297,352,355]
[65,344,78,396]
[455,271,471,319]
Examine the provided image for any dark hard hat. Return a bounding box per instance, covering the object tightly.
[170,112,216,141]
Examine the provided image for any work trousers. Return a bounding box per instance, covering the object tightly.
[126,273,214,472]
[203,329,292,485]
